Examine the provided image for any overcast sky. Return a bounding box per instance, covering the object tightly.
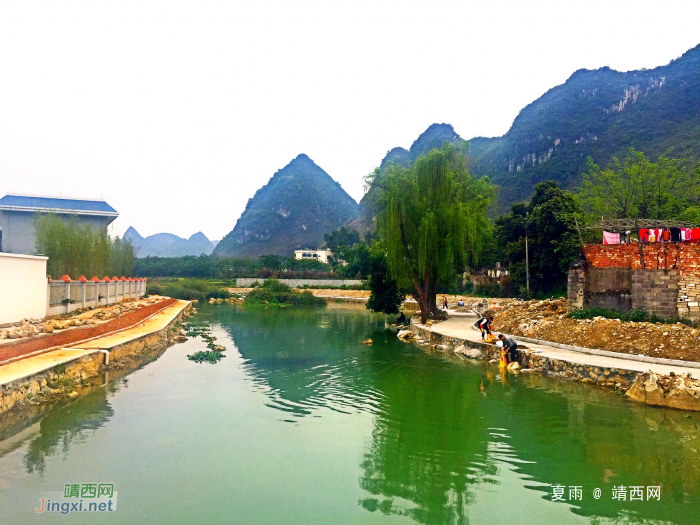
[0,1,698,241]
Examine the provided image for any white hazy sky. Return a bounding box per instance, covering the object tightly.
[0,1,698,241]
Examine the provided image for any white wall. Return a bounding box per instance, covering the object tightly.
[0,253,48,324]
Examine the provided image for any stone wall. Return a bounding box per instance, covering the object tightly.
[236,278,363,288]
[631,270,679,318]
[409,321,638,390]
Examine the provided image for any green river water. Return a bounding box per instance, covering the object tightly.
[0,303,699,524]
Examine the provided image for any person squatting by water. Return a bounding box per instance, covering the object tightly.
[498,334,518,364]
[477,316,493,341]
[397,311,407,325]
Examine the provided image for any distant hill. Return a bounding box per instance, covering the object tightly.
[214,154,359,258]
[469,43,700,208]
[355,44,700,228]
[125,227,218,257]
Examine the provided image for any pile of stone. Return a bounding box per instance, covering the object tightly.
[678,275,700,318]
[0,297,165,341]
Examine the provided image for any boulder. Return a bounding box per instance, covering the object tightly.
[454,345,465,354]
[626,372,700,411]
[397,330,415,341]
[213,345,226,352]
[507,362,521,373]
[42,324,54,333]
[362,338,373,345]
[173,335,188,343]
[464,348,484,359]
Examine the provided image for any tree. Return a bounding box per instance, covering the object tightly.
[493,181,583,295]
[324,226,361,255]
[378,143,495,322]
[365,241,404,315]
[34,214,135,278]
[579,148,700,221]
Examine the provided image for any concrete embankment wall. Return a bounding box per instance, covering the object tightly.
[0,304,191,415]
[236,278,363,288]
[409,321,639,390]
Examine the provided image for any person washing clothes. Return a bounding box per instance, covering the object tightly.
[477,316,493,341]
[498,334,518,364]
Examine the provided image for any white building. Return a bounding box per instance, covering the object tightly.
[294,249,334,264]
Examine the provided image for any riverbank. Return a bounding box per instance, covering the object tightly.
[0,299,192,415]
[407,316,700,411]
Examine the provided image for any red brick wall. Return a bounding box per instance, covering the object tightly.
[584,243,700,276]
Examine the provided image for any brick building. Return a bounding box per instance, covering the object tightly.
[568,243,700,319]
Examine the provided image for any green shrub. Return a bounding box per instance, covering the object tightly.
[567,307,697,326]
[245,278,326,307]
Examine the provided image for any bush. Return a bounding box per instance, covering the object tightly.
[245,279,326,307]
[567,307,697,326]
[148,278,230,301]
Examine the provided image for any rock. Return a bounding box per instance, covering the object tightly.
[208,298,216,304]
[507,362,521,373]
[173,335,188,343]
[454,345,465,353]
[42,324,54,333]
[520,368,535,373]
[68,391,79,398]
[464,348,484,359]
[627,372,700,411]
[397,330,415,341]
[362,338,373,345]
[213,345,226,352]
[216,298,224,304]
[489,359,498,364]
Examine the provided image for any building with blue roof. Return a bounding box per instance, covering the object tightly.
[0,194,119,255]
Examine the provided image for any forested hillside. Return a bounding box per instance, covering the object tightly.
[215,154,358,258]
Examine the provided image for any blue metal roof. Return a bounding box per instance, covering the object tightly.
[0,194,118,215]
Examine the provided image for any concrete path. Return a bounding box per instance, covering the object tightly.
[419,317,700,377]
[0,300,189,387]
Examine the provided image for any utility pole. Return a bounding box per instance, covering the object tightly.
[525,212,530,296]
[525,234,529,295]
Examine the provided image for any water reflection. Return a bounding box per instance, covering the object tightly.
[24,387,114,474]
[210,304,700,524]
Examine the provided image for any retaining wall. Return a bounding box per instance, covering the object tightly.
[0,303,191,415]
[409,320,638,390]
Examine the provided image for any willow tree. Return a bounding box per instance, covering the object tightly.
[378,143,494,322]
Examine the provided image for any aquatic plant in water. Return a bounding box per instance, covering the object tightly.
[185,321,227,363]
[187,350,225,364]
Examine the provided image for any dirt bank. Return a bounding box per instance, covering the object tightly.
[0,298,176,363]
[493,298,700,362]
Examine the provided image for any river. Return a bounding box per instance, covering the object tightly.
[0,303,698,524]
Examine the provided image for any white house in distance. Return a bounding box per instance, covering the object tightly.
[294,249,334,264]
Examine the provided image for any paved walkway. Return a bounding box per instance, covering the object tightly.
[419,317,700,377]
[0,300,189,387]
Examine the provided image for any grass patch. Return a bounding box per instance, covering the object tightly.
[147,278,231,302]
[567,307,696,326]
[245,279,326,307]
